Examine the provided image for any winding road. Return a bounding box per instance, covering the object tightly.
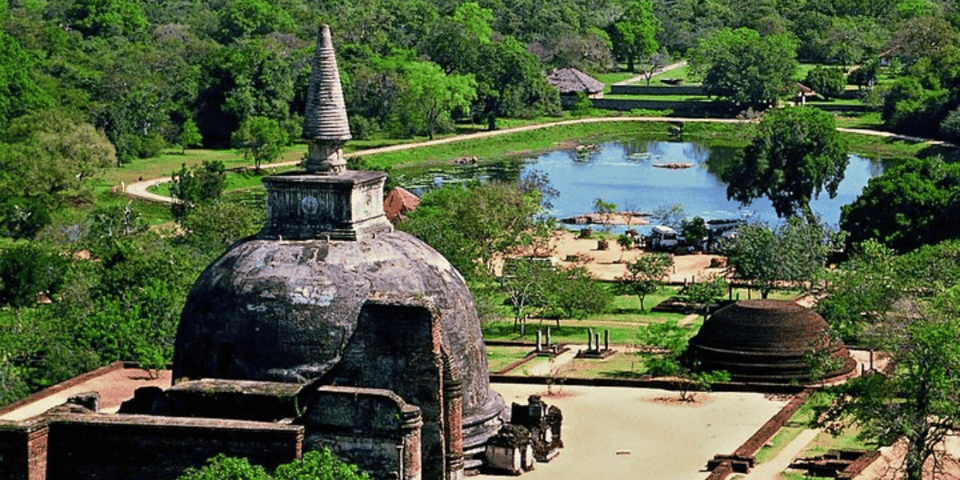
[124,117,954,204]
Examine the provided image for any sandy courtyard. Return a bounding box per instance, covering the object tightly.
[518,230,726,283]
[476,383,789,480]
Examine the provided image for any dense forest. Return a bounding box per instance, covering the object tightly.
[3,0,960,417]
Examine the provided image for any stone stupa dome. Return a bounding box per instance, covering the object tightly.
[686,300,856,383]
[172,25,505,467]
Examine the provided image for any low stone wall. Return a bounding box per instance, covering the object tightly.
[45,413,303,480]
[591,98,724,115]
[0,362,127,418]
[735,389,812,458]
[610,85,706,96]
[490,375,806,395]
[702,389,813,480]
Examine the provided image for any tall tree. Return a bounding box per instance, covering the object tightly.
[617,253,672,311]
[400,175,554,280]
[819,289,960,480]
[400,61,476,139]
[724,216,838,298]
[840,157,960,253]
[724,107,848,219]
[609,0,660,72]
[689,28,798,109]
[231,116,287,172]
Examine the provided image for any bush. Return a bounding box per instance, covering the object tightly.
[940,107,960,142]
[804,66,846,100]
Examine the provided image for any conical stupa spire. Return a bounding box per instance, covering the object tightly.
[302,24,351,173]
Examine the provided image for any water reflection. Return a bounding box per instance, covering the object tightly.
[393,139,882,233]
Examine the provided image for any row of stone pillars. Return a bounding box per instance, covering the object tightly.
[586,328,610,353]
[535,329,557,355]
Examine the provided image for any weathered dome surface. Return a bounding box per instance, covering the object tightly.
[173,230,505,449]
[687,300,856,383]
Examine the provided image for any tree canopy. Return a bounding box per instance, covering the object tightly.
[841,157,960,253]
[689,27,798,110]
[724,107,848,219]
[724,216,839,299]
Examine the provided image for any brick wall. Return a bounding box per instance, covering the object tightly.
[44,413,302,480]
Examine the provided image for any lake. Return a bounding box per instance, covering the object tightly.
[396,139,882,233]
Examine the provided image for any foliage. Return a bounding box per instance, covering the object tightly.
[941,105,960,142]
[650,203,685,230]
[680,216,708,246]
[540,266,611,322]
[397,60,476,139]
[500,258,554,335]
[724,107,847,219]
[609,0,660,73]
[638,319,730,401]
[817,289,960,480]
[0,112,115,237]
[569,92,593,118]
[680,275,727,318]
[803,66,846,100]
[180,119,203,153]
[274,449,370,480]
[724,216,839,299]
[816,239,900,342]
[169,160,226,219]
[0,31,54,126]
[232,116,288,172]
[0,242,69,308]
[818,239,960,342]
[177,200,264,250]
[400,174,553,280]
[689,28,798,109]
[617,253,672,311]
[64,0,149,39]
[177,454,270,480]
[840,157,960,253]
[178,449,369,480]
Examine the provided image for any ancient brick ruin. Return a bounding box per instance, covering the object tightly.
[0,24,562,480]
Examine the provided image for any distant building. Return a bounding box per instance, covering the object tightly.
[546,68,605,105]
[383,187,420,225]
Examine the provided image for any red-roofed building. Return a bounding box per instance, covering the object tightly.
[384,187,421,225]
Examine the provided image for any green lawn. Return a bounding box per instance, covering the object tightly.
[486,345,535,372]
[754,392,833,464]
[593,71,638,85]
[556,351,649,379]
[483,320,648,345]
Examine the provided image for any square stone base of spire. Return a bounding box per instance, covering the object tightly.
[261,171,393,241]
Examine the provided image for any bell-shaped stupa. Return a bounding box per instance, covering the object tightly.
[173,25,506,478]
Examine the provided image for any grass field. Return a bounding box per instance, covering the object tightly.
[485,346,534,373]
[754,392,833,465]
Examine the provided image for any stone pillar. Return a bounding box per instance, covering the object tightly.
[546,328,551,348]
[604,330,610,351]
[594,333,600,352]
[443,360,464,480]
[587,328,594,351]
[536,330,542,352]
[400,408,424,480]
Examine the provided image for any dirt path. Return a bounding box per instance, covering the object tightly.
[612,60,688,85]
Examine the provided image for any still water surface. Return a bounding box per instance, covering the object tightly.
[397,139,882,233]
